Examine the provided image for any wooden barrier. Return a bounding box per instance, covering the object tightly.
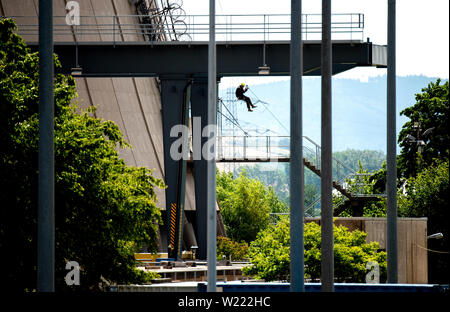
[305,217,428,284]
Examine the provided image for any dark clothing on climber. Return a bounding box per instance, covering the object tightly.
[236,85,256,111]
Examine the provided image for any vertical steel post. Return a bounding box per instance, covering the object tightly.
[207,0,217,292]
[38,0,54,292]
[173,84,191,261]
[191,80,209,260]
[387,0,398,284]
[290,0,304,292]
[321,0,334,292]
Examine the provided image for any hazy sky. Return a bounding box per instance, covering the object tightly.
[180,0,449,82]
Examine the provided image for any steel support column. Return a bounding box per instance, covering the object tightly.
[290,0,305,292]
[191,79,209,260]
[387,0,398,283]
[160,78,191,260]
[321,0,334,292]
[38,0,54,293]
[207,0,217,292]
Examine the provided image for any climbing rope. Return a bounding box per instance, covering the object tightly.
[217,110,248,136]
[220,82,289,137]
[218,98,248,136]
[247,87,290,135]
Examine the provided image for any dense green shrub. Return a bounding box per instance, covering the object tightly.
[398,160,449,284]
[243,219,387,283]
[216,236,249,261]
[217,170,274,243]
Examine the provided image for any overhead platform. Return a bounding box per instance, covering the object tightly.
[26,40,387,78]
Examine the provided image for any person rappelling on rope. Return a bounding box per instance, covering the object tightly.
[236,83,257,112]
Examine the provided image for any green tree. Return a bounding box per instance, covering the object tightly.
[0,19,163,291]
[398,79,449,178]
[239,164,290,203]
[398,160,449,284]
[236,164,319,214]
[333,149,386,173]
[243,219,387,283]
[216,236,249,261]
[217,170,275,243]
[334,162,386,217]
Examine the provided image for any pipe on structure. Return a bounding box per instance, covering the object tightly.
[290,0,305,292]
[321,0,334,292]
[387,0,398,283]
[38,0,54,292]
[207,0,217,292]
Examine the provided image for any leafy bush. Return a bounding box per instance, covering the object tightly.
[335,162,386,217]
[243,219,387,283]
[217,170,273,243]
[398,160,449,283]
[216,236,249,261]
[242,219,291,281]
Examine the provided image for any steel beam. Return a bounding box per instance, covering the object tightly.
[290,0,305,292]
[42,42,380,77]
[387,0,398,284]
[321,0,334,292]
[37,0,54,293]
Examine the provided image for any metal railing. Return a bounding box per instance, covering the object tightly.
[216,135,356,185]
[303,136,356,187]
[3,13,364,43]
[217,135,290,160]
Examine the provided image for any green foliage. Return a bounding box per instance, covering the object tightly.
[0,19,164,291]
[216,170,273,243]
[303,184,319,209]
[216,236,249,261]
[238,164,290,204]
[394,79,449,284]
[398,160,449,283]
[243,219,387,283]
[242,219,291,281]
[334,162,386,217]
[333,149,386,173]
[398,79,449,178]
[398,160,449,220]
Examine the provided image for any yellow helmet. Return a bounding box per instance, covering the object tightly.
[240,83,246,87]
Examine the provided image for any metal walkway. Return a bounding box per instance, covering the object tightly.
[4,14,387,77]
